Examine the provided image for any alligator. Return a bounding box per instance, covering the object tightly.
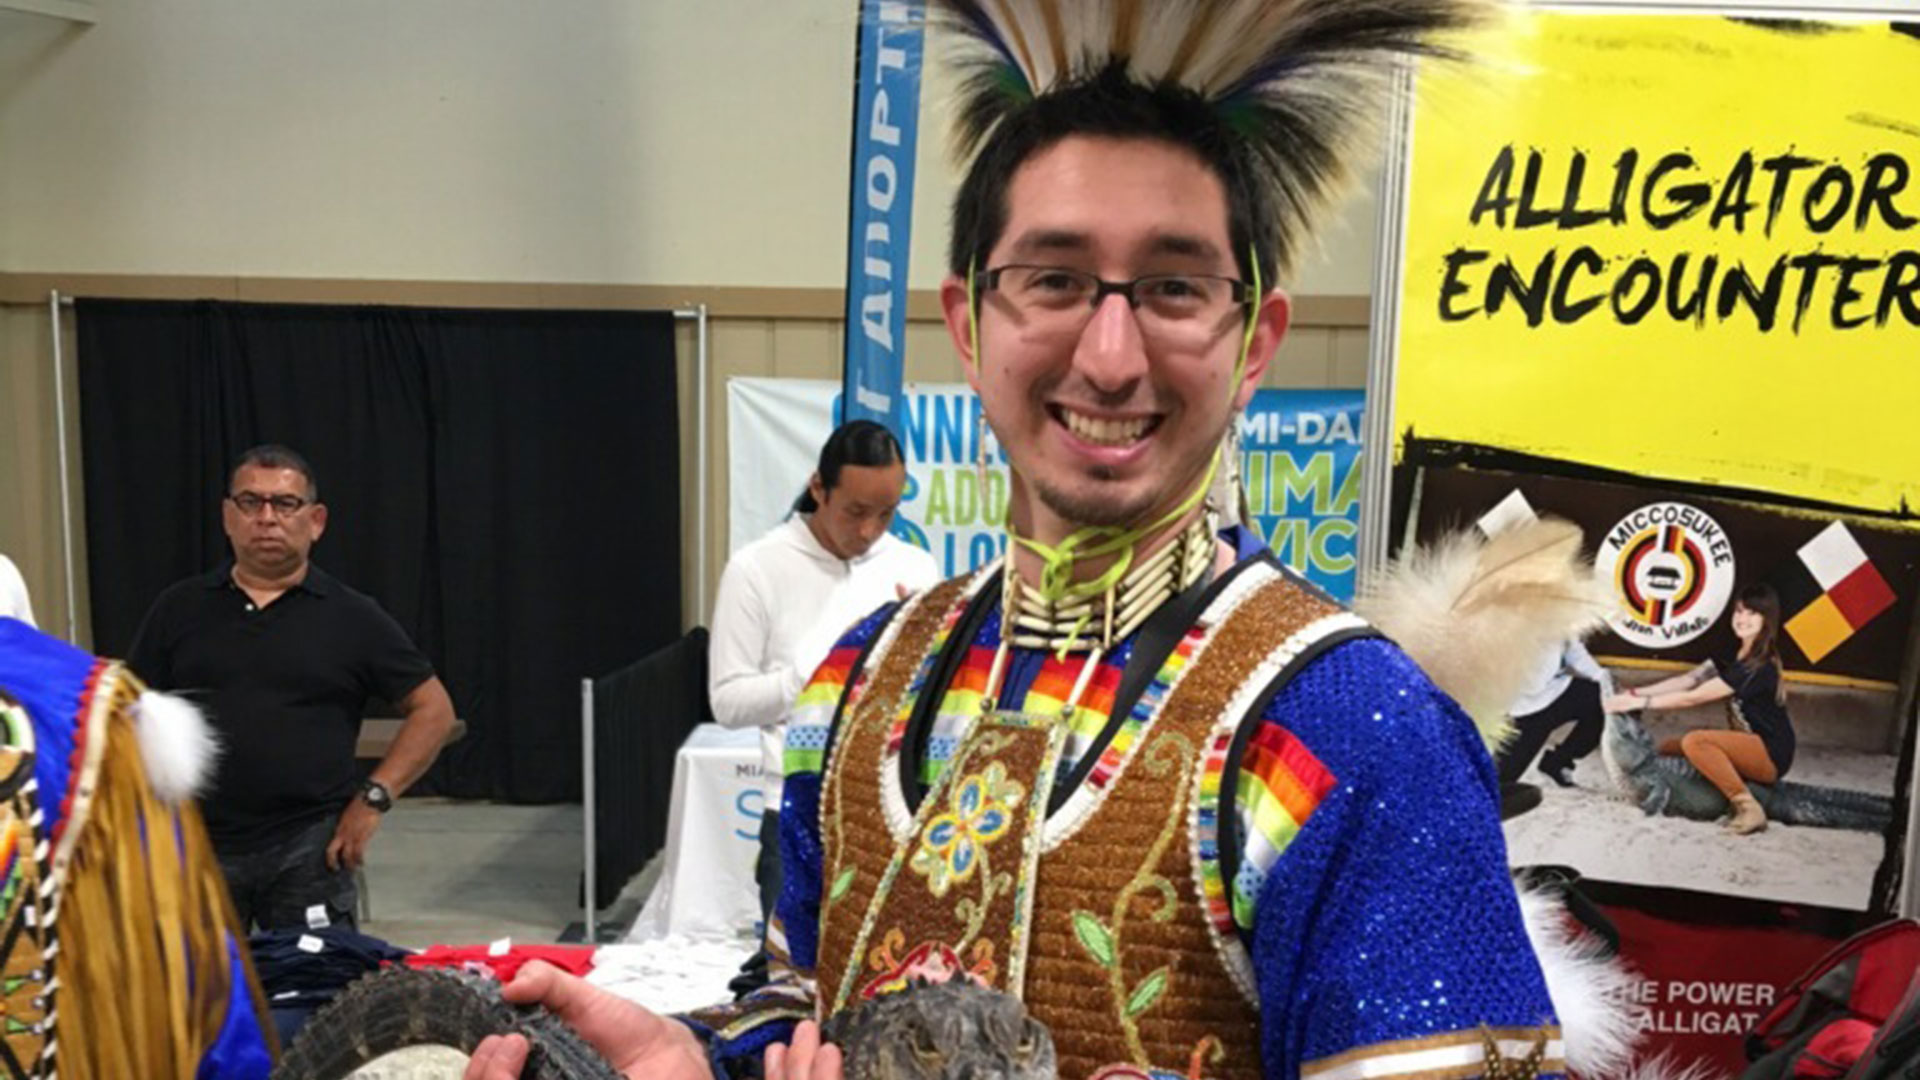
[276,965,1057,1080]
[274,966,623,1080]
[823,978,1056,1080]
[1600,710,1892,832]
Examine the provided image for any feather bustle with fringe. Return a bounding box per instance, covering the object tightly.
[55,666,277,1079]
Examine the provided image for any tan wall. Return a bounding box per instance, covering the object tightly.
[0,1,1377,650]
[0,302,86,642]
[0,1,1383,297]
[0,278,1364,648]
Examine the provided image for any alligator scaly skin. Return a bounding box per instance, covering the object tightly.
[273,967,622,1080]
[822,979,1057,1080]
[1601,711,1890,832]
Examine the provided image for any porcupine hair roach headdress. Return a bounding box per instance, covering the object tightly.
[937,0,1489,286]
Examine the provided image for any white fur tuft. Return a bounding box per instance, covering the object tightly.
[1356,517,1610,750]
[131,689,220,803]
[1518,884,1647,1080]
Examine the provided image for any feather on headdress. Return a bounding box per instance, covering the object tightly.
[932,0,1489,275]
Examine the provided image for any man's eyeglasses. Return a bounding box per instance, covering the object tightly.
[980,264,1254,349]
[228,492,311,518]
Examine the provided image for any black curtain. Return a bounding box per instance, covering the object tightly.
[76,299,682,802]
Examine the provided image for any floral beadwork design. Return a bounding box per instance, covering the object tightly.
[910,762,1025,897]
[861,930,998,999]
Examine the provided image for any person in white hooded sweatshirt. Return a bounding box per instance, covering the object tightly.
[708,419,939,960]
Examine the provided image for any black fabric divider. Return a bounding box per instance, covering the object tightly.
[76,298,682,803]
[588,628,712,910]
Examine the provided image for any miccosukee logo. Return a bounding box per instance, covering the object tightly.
[1602,502,1736,648]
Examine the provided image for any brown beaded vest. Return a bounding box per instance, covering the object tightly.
[813,558,1367,1080]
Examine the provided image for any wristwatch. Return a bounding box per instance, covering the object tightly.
[359,779,395,814]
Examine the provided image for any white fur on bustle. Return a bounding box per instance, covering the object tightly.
[1615,1053,1736,1080]
[1519,884,1646,1079]
[131,689,220,803]
[1355,517,1611,751]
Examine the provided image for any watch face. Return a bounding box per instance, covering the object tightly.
[363,782,393,811]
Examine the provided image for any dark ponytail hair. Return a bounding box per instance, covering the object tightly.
[1736,582,1787,703]
[792,420,905,514]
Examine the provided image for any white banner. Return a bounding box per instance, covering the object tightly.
[728,378,1366,595]
[728,378,1010,578]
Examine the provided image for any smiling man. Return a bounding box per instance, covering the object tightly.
[466,4,1568,1080]
[128,444,455,933]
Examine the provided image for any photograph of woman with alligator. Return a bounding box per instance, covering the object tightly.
[1403,466,1910,915]
[1602,583,1800,837]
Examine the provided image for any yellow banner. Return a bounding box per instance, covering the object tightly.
[1395,12,1920,515]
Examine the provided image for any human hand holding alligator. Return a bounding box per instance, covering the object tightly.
[285,958,1050,1080]
[462,961,710,1080]
[765,1020,845,1080]
[459,967,1053,1080]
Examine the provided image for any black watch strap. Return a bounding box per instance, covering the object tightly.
[359,779,394,813]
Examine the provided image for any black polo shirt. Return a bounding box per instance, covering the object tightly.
[127,562,434,852]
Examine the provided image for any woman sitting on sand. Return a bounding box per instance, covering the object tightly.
[1604,584,1794,835]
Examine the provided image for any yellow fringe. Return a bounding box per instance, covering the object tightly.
[53,671,278,1079]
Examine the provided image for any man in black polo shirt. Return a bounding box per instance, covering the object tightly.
[128,444,456,931]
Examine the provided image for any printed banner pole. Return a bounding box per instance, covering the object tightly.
[1357,65,1415,590]
[840,0,926,438]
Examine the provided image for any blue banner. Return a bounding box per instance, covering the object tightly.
[1240,389,1364,601]
[840,0,925,437]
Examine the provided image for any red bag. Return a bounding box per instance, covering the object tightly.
[1743,919,1920,1080]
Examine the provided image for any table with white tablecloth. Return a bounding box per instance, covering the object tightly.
[623,723,766,942]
